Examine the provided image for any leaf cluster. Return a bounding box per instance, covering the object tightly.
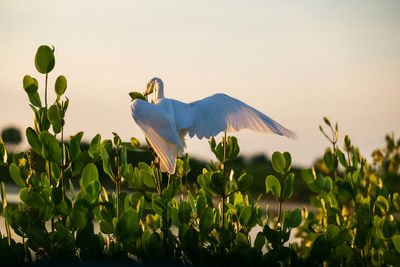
[1,47,400,266]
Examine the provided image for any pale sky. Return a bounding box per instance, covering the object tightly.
[1,0,399,166]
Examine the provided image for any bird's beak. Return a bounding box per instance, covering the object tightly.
[143,81,153,97]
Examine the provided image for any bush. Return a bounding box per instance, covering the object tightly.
[0,45,399,266]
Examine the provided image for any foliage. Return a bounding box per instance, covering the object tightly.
[0,46,399,266]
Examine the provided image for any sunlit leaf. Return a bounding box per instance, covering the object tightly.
[39,131,61,164]
[23,75,38,94]
[265,175,281,198]
[35,45,55,74]
[9,163,26,188]
[55,75,67,96]
[129,91,146,101]
[271,151,286,174]
[25,127,41,156]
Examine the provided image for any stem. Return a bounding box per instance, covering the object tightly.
[155,161,168,258]
[277,199,283,224]
[47,161,52,189]
[156,164,162,196]
[221,132,227,229]
[61,125,65,200]
[1,182,11,246]
[116,180,120,219]
[116,145,120,219]
[45,73,48,108]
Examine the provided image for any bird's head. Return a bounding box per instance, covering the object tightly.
[143,77,164,102]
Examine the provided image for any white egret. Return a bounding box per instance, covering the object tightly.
[130,77,295,174]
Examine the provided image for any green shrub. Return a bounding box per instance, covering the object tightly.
[0,46,399,266]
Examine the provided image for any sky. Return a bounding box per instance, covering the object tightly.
[1,0,399,167]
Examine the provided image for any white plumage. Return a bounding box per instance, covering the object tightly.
[131,77,295,174]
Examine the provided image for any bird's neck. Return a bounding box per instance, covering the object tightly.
[154,79,164,101]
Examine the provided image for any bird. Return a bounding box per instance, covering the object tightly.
[130,77,295,174]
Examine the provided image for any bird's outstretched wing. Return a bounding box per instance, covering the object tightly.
[131,99,183,173]
[186,93,296,139]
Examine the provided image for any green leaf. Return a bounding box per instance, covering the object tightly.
[69,131,83,162]
[73,151,90,176]
[73,200,92,230]
[236,232,249,247]
[9,163,26,188]
[344,135,351,149]
[100,221,114,234]
[209,137,224,162]
[19,188,46,208]
[392,193,400,210]
[82,163,99,188]
[26,224,50,250]
[271,151,286,174]
[100,141,114,179]
[323,117,331,126]
[130,137,141,148]
[196,190,207,215]
[146,214,160,231]
[283,208,302,228]
[129,91,147,101]
[88,134,101,161]
[182,153,191,175]
[233,192,243,208]
[376,195,390,214]
[301,168,315,184]
[199,207,213,234]
[178,201,191,224]
[237,172,253,191]
[335,243,353,258]
[336,149,348,168]
[169,206,181,228]
[0,137,7,165]
[265,175,281,198]
[55,75,67,96]
[254,232,265,251]
[283,152,292,172]
[120,147,127,171]
[47,104,62,134]
[39,131,61,164]
[35,45,55,74]
[263,225,280,249]
[23,75,38,94]
[282,173,295,199]
[125,165,143,190]
[323,149,338,171]
[116,209,139,239]
[188,191,196,213]
[392,235,400,253]
[112,132,121,146]
[378,218,395,239]
[25,127,42,156]
[239,206,253,227]
[226,136,240,161]
[310,235,331,262]
[318,176,333,192]
[139,162,156,188]
[151,194,165,216]
[28,91,42,108]
[34,107,50,131]
[184,228,199,250]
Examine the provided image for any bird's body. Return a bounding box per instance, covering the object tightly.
[131,78,295,174]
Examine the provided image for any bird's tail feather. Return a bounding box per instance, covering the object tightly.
[140,127,182,174]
